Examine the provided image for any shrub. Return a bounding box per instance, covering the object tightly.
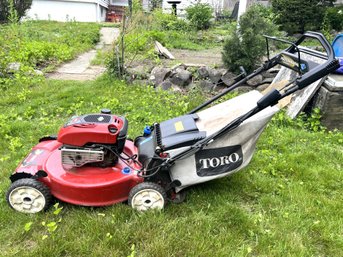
[186,2,213,30]
[271,0,335,34]
[152,9,189,31]
[0,0,33,23]
[322,6,343,32]
[222,5,279,73]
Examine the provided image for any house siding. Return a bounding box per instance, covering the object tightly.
[26,0,108,22]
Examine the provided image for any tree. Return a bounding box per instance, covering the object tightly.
[0,0,33,23]
[222,5,279,73]
[271,0,336,34]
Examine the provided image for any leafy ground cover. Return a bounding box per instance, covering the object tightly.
[0,20,100,89]
[0,75,342,256]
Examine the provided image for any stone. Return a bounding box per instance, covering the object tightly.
[126,65,149,80]
[208,68,222,84]
[34,69,44,76]
[171,63,187,70]
[262,70,277,79]
[221,71,237,87]
[171,85,183,92]
[7,62,21,73]
[149,67,171,86]
[247,74,263,87]
[233,85,253,93]
[198,80,214,92]
[311,75,343,130]
[261,77,274,85]
[213,83,227,92]
[169,69,192,87]
[256,83,270,92]
[197,66,209,79]
[160,80,173,90]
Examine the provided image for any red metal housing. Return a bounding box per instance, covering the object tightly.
[57,114,126,146]
[15,140,143,206]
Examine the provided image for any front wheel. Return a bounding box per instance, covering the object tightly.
[6,178,52,213]
[128,182,167,211]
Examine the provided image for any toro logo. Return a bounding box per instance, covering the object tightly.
[195,145,243,177]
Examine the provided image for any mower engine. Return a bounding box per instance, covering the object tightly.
[57,109,128,168]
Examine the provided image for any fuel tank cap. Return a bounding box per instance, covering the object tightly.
[101,108,111,114]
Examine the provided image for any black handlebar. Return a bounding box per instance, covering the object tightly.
[289,31,339,89]
[290,31,334,60]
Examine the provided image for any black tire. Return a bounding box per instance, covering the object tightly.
[6,178,52,214]
[128,182,167,211]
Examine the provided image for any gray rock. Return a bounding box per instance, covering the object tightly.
[233,85,253,93]
[34,69,44,76]
[208,68,222,84]
[160,80,173,90]
[7,62,21,72]
[197,66,209,79]
[171,85,183,92]
[217,68,228,76]
[213,84,227,92]
[169,69,192,87]
[261,77,274,85]
[247,74,263,87]
[198,80,214,92]
[172,63,187,70]
[126,65,149,80]
[149,67,171,86]
[221,71,236,86]
[262,71,277,79]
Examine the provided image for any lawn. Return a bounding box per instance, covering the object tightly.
[0,17,342,257]
[0,75,342,257]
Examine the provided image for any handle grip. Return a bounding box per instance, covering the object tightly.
[296,59,340,89]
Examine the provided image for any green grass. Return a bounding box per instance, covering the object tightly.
[0,20,100,87]
[0,75,342,256]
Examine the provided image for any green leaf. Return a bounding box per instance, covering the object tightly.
[24,222,33,232]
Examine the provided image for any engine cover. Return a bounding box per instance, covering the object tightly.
[57,114,128,152]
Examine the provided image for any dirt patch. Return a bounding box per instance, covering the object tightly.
[168,47,223,67]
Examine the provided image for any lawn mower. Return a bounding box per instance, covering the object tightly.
[6,32,340,213]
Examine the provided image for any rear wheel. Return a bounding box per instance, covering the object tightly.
[6,178,52,213]
[128,182,167,211]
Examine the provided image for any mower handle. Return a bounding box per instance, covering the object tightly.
[289,31,335,60]
[291,32,339,89]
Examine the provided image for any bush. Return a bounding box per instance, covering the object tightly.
[271,0,334,34]
[152,9,189,31]
[0,0,33,23]
[186,2,213,30]
[222,5,279,73]
[322,6,343,32]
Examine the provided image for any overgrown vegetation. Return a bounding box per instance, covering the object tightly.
[185,2,213,30]
[0,20,100,89]
[0,0,32,23]
[106,8,224,78]
[222,5,279,73]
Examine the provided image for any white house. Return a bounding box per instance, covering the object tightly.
[26,0,128,22]
[161,0,269,17]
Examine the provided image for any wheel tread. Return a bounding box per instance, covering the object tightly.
[6,178,52,213]
[128,182,167,210]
